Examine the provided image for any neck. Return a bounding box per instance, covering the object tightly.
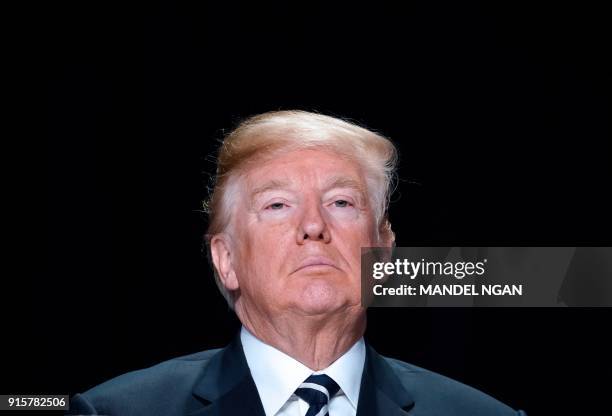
[236,303,366,370]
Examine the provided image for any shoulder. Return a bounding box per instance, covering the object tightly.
[381,355,523,415]
[69,348,221,416]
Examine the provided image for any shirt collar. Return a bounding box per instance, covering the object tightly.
[240,326,365,416]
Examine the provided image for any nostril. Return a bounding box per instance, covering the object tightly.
[302,233,326,240]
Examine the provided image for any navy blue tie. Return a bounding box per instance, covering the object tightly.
[294,374,340,416]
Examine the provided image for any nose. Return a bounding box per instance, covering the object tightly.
[297,199,331,244]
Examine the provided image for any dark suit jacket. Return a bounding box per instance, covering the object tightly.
[68,334,526,415]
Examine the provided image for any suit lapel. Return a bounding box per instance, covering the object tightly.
[188,334,266,416]
[187,335,414,416]
[357,344,415,416]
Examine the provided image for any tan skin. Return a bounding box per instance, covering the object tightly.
[210,149,394,370]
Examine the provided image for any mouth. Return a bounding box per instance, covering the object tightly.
[293,256,339,274]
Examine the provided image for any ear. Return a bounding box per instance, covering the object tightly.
[210,234,240,291]
[379,218,396,248]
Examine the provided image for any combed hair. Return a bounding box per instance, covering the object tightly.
[203,110,398,307]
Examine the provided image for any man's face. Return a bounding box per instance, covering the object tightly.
[218,148,388,317]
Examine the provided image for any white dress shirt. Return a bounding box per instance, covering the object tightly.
[240,326,366,416]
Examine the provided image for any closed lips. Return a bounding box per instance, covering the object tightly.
[293,257,338,273]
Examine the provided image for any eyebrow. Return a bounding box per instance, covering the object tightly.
[249,176,367,204]
[249,179,292,201]
[323,176,367,197]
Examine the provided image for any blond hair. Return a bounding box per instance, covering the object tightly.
[203,110,398,306]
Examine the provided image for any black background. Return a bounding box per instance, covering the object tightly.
[26,0,612,414]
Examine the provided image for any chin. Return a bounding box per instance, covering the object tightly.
[291,279,345,316]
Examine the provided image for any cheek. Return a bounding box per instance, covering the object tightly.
[251,220,295,248]
[240,221,294,273]
[330,214,376,245]
[331,224,372,266]
[333,220,378,274]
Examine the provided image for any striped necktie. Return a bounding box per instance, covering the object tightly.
[294,374,341,416]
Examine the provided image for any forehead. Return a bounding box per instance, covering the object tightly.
[242,148,366,190]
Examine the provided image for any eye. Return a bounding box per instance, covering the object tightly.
[333,199,352,208]
[267,202,286,210]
